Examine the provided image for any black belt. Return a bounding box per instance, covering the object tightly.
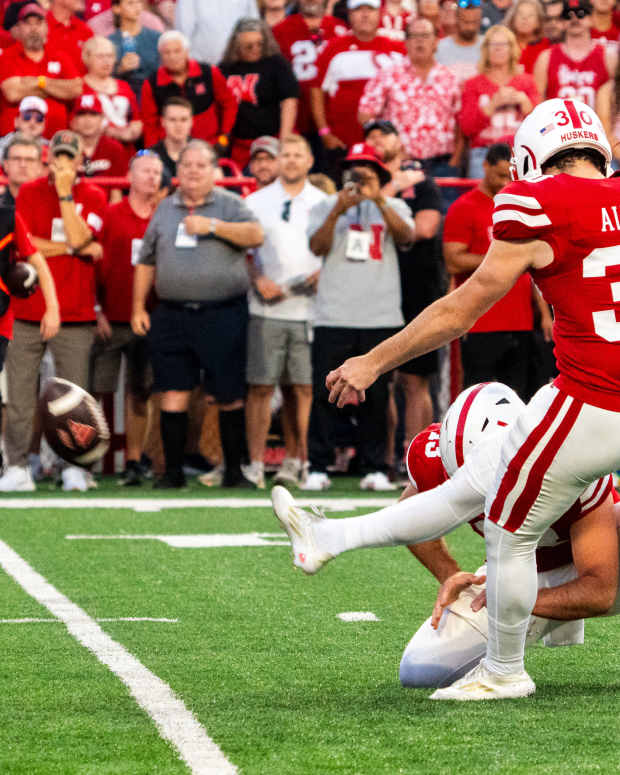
[161,295,246,312]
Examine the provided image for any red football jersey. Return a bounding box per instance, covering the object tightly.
[493,172,620,410]
[544,43,608,108]
[444,187,534,333]
[273,14,346,134]
[313,34,406,147]
[405,422,447,492]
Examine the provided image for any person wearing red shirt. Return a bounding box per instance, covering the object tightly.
[589,0,620,44]
[0,3,82,138]
[379,0,414,41]
[310,0,406,177]
[5,130,107,492]
[81,36,142,155]
[459,25,540,178]
[91,150,164,486]
[70,93,128,203]
[273,0,347,141]
[140,30,238,151]
[46,0,93,75]
[443,143,552,399]
[534,0,614,107]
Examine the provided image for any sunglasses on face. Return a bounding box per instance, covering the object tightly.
[457,0,481,8]
[21,110,44,122]
[561,6,590,18]
[281,200,291,222]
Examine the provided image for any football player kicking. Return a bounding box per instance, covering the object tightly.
[321,98,620,699]
[273,378,620,697]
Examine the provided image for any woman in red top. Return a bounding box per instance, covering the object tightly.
[81,35,143,157]
[459,25,540,178]
[504,0,549,72]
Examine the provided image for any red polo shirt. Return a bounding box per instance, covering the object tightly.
[46,10,93,75]
[443,187,534,333]
[98,198,151,322]
[15,177,107,322]
[0,43,80,137]
[0,212,36,339]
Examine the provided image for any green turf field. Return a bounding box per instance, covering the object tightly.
[1,478,618,774]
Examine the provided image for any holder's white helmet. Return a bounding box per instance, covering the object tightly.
[439,382,525,476]
[511,98,611,181]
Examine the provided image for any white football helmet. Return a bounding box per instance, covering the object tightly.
[439,382,525,476]
[511,98,612,181]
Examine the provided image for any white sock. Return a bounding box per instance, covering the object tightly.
[314,475,482,558]
[484,520,538,675]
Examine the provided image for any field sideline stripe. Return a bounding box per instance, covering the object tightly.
[0,539,236,775]
[0,496,395,510]
[0,617,179,624]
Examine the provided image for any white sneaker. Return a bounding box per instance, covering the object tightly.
[62,466,89,492]
[271,485,333,574]
[273,457,301,486]
[198,464,224,487]
[360,471,396,491]
[0,464,35,492]
[241,461,266,489]
[299,471,331,491]
[430,660,536,701]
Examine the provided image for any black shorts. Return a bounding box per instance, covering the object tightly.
[399,270,442,377]
[148,296,248,403]
[0,334,7,374]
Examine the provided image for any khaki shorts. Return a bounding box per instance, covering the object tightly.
[89,323,152,399]
[246,316,312,386]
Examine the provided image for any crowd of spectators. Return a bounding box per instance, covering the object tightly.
[0,0,617,490]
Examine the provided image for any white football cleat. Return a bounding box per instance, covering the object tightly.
[429,660,535,701]
[271,485,333,574]
[0,464,35,492]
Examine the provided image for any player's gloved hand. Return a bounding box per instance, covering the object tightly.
[430,571,487,629]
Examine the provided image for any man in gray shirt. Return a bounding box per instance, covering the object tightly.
[132,140,263,488]
[302,143,415,492]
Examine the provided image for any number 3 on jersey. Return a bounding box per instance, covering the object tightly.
[583,245,620,341]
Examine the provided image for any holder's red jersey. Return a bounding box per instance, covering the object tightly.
[544,43,608,108]
[493,172,620,411]
[405,423,613,570]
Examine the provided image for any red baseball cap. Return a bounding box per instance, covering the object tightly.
[73,94,103,116]
[341,142,392,185]
[17,3,45,21]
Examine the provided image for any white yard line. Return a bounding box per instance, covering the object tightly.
[0,539,236,775]
[0,496,394,511]
[0,617,179,624]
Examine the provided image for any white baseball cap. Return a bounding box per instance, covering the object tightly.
[347,0,381,8]
[19,95,47,115]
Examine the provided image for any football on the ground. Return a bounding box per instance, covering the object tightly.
[40,378,110,467]
[5,261,38,298]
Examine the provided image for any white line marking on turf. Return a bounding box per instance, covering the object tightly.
[0,617,179,624]
[337,612,380,622]
[0,539,236,775]
[66,533,289,548]
[0,496,394,512]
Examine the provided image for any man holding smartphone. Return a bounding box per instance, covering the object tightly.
[301,142,415,491]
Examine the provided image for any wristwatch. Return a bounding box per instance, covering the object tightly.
[59,195,74,202]
[208,218,217,235]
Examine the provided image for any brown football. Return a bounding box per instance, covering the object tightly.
[5,261,38,298]
[39,378,110,467]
